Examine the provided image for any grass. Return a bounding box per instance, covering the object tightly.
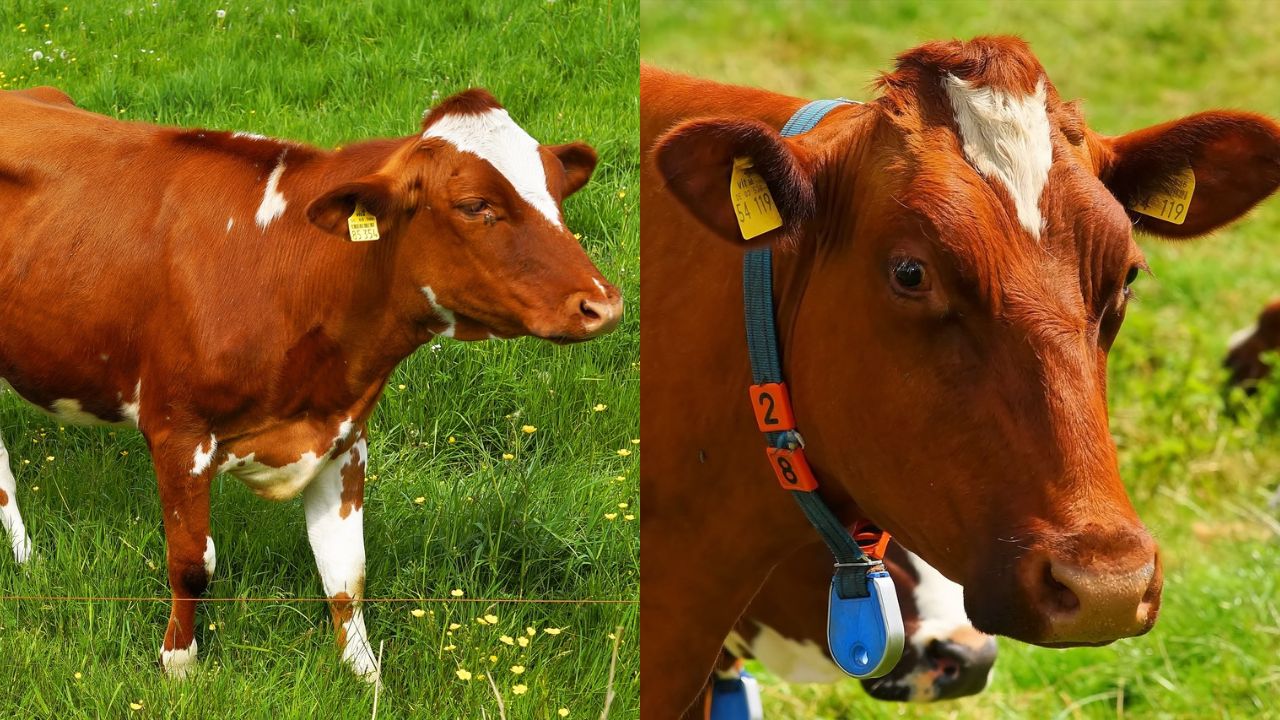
[643,1,1280,718]
[0,1,637,718]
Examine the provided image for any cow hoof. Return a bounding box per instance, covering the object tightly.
[160,640,198,679]
[12,536,31,564]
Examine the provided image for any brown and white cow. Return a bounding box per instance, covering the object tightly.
[641,36,1280,717]
[724,542,996,704]
[1224,299,1280,391]
[0,86,621,680]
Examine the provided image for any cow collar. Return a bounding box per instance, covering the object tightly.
[741,98,905,679]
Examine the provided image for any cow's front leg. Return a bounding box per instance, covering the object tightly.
[303,433,378,682]
[153,437,216,678]
[0,429,32,563]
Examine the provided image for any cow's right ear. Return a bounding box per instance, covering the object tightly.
[653,117,816,245]
[306,175,399,240]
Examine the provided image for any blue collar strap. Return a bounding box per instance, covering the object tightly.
[740,98,905,679]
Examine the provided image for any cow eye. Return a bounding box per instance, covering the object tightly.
[1124,266,1140,287]
[457,199,489,215]
[890,258,928,293]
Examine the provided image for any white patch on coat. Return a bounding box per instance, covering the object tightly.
[421,286,457,338]
[191,434,218,476]
[422,107,562,227]
[120,381,141,427]
[218,419,357,500]
[742,624,847,684]
[1228,323,1258,353]
[255,152,288,229]
[232,131,268,141]
[226,217,234,233]
[303,438,379,682]
[592,277,609,298]
[943,75,1052,239]
[160,638,198,679]
[0,430,32,563]
[203,536,216,577]
[904,549,972,650]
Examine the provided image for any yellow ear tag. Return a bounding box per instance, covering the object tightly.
[1128,165,1195,225]
[347,203,380,241]
[730,157,783,240]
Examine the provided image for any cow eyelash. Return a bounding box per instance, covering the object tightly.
[457,199,490,215]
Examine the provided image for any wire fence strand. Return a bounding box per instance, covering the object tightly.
[0,595,637,605]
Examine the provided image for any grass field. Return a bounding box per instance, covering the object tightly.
[0,1,638,718]
[643,1,1280,718]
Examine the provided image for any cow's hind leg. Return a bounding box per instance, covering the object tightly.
[304,433,378,682]
[0,428,32,563]
[153,439,215,678]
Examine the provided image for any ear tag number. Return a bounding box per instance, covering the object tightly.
[730,157,783,240]
[1128,165,1195,225]
[827,569,905,678]
[347,203,381,241]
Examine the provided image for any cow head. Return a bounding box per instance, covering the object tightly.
[307,89,622,343]
[654,37,1280,646]
[1224,299,1280,392]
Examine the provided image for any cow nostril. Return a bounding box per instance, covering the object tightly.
[1043,560,1080,613]
[579,299,601,321]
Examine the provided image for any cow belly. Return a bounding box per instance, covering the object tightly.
[219,451,332,501]
[1,375,139,428]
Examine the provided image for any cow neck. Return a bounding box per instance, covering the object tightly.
[743,98,889,601]
[274,139,439,388]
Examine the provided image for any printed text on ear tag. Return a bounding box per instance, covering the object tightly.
[1128,165,1195,225]
[347,203,381,241]
[730,157,783,240]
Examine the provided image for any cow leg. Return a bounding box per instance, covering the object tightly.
[153,441,215,678]
[0,429,31,563]
[303,435,379,682]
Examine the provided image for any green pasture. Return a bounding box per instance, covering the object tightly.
[0,1,638,718]
[643,0,1280,718]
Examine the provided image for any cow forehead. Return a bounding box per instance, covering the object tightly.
[422,107,563,228]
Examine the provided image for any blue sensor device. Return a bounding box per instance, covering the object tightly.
[708,668,763,720]
[827,568,905,678]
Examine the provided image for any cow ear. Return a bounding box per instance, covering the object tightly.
[1095,111,1280,238]
[652,117,816,246]
[549,142,598,198]
[306,175,399,240]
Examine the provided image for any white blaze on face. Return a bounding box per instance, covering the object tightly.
[255,151,288,229]
[943,75,1052,239]
[904,549,972,649]
[422,107,562,227]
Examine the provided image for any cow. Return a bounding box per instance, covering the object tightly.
[640,35,1280,717]
[1224,299,1280,392]
[0,85,622,681]
[723,542,996,704]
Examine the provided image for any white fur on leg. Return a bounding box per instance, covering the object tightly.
[340,607,380,682]
[160,638,198,679]
[303,439,379,682]
[0,430,32,563]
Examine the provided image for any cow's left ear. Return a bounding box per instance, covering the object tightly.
[548,142,598,198]
[1093,111,1280,238]
[306,175,399,240]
